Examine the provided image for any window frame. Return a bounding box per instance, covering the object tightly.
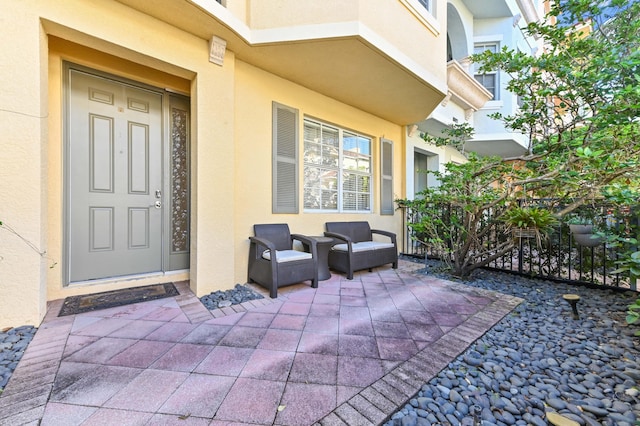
[417,0,431,12]
[474,73,498,99]
[474,42,500,100]
[399,0,440,35]
[303,118,373,213]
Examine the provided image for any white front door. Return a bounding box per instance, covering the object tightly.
[67,68,164,282]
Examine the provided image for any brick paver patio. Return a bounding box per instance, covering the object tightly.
[0,260,521,425]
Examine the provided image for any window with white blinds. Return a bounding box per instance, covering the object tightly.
[303,118,372,212]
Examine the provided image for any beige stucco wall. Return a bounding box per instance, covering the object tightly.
[0,0,441,328]
[247,0,447,85]
[0,10,49,327]
[233,61,405,284]
[1,0,236,327]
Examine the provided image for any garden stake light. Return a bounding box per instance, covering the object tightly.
[562,294,581,320]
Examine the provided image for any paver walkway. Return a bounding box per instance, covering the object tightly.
[0,260,521,425]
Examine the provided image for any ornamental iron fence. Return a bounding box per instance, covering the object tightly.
[399,201,639,291]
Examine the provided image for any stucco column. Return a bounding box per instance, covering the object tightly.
[0,9,49,327]
[189,51,237,296]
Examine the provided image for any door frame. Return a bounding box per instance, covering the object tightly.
[162,92,191,272]
[62,62,190,286]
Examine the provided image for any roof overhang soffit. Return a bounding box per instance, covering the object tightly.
[115,0,446,125]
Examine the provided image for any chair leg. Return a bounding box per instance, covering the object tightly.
[311,278,318,289]
[269,286,278,298]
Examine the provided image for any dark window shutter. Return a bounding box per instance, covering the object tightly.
[380,138,394,215]
[273,102,298,213]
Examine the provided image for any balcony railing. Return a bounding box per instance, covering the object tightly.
[399,201,639,291]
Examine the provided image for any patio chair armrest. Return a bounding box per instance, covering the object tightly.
[249,236,277,253]
[323,231,351,244]
[291,234,318,257]
[323,231,353,253]
[371,229,397,244]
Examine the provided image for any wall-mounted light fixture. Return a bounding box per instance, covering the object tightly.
[408,124,419,137]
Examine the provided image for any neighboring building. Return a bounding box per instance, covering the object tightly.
[405,0,546,199]
[0,0,449,326]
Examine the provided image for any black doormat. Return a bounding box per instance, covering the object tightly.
[58,283,179,317]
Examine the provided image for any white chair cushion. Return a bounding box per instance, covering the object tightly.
[370,242,395,249]
[332,241,394,252]
[262,249,312,263]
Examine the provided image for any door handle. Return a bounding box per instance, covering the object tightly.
[154,190,162,209]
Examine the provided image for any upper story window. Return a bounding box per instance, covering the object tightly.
[303,119,372,212]
[474,42,499,100]
[417,0,431,12]
[400,0,439,35]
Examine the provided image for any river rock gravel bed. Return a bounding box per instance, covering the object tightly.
[0,325,36,393]
[199,283,265,309]
[385,261,639,426]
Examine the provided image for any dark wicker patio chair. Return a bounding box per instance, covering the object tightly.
[248,223,318,298]
[324,221,398,280]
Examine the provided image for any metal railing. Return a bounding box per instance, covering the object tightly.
[399,202,638,291]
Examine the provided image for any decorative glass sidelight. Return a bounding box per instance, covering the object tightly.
[170,106,189,253]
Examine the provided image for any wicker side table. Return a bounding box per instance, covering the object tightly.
[310,236,334,281]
